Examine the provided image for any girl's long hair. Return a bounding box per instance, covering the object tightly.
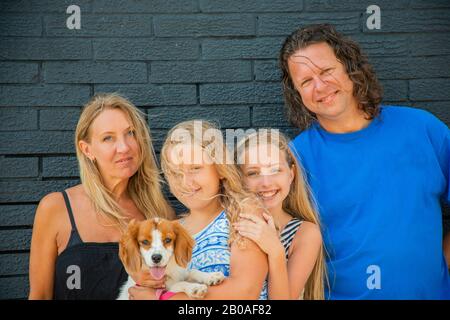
[236,129,329,300]
[160,120,265,245]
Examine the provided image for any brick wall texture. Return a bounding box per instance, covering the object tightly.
[1,0,450,299]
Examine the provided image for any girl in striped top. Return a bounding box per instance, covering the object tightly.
[234,130,327,300]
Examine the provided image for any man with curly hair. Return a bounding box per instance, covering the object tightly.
[282,24,450,299]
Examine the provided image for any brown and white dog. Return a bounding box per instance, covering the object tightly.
[117,217,225,300]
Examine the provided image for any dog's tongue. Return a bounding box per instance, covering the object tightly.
[149,267,166,280]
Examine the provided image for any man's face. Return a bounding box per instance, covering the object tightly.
[287,42,359,127]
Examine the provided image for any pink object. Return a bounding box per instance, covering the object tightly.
[158,290,176,300]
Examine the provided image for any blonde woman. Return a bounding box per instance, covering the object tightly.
[128,120,269,300]
[29,93,174,299]
[234,129,327,299]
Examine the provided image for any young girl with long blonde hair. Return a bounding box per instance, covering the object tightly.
[234,129,327,300]
[128,120,269,300]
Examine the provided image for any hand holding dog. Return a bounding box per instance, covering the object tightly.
[129,270,166,289]
[128,286,157,300]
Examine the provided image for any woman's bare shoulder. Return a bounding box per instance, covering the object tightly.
[38,192,65,214]
[31,193,67,241]
[35,185,82,226]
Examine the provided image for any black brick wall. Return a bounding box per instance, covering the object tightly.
[1,0,450,299]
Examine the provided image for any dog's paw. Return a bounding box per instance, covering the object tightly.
[206,271,225,286]
[187,284,208,299]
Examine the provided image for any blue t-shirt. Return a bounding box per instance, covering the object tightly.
[290,106,450,299]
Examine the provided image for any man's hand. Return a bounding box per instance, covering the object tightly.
[444,232,450,269]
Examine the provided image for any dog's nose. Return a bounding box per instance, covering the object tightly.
[151,254,162,264]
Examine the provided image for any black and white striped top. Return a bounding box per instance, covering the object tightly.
[280,218,303,259]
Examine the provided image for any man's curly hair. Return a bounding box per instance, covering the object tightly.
[279,24,383,130]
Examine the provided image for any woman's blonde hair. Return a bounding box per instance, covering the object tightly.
[236,129,328,300]
[75,93,174,229]
[160,120,264,245]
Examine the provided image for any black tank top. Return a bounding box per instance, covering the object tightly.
[53,191,128,300]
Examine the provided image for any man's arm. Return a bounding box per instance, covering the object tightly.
[444,231,450,269]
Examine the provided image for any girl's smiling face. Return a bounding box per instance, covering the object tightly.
[241,143,294,211]
[165,143,222,212]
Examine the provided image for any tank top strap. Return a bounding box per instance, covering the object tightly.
[61,190,83,246]
[280,218,303,259]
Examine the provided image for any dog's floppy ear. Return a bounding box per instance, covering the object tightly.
[119,219,142,275]
[173,221,195,268]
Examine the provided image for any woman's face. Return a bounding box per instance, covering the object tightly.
[165,143,222,213]
[241,143,294,211]
[80,108,140,184]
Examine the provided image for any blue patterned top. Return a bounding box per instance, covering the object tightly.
[181,210,268,300]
